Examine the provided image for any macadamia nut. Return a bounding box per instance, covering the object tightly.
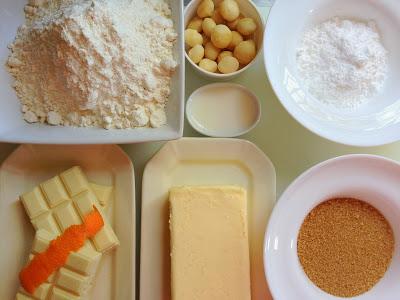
[187,16,203,32]
[234,40,256,65]
[204,42,221,61]
[202,33,210,45]
[212,9,225,24]
[219,0,240,22]
[217,50,233,63]
[237,17,257,36]
[202,18,216,37]
[226,14,244,30]
[228,31,243,50]
[197,0,214,18]
[185,29,203,47]
[211,24,232,48]
[199,58,218,73]
[226,18,238,30]
[188,45,205,63]
[218,56,240,73]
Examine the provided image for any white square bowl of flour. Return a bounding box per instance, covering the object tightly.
[264,0,400,147]
[0,0,184,144]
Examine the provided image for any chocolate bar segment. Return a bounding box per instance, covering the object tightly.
[17,166,118,300]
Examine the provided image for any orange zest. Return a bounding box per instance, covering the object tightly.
[19,207,104,294]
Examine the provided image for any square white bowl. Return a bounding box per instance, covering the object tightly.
[0,0,184,144]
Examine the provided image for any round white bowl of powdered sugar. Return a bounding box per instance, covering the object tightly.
[264,0,400,146]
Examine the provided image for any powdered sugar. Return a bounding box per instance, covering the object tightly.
[296,17,388,109]
[7,0,177,129]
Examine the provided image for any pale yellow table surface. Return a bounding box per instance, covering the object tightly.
[121,5,400,198]
[1,5,400,299]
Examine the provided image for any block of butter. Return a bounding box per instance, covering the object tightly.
[16,166,118,300]
[169,186,251,300]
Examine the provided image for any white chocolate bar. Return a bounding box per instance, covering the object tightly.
[17,167,118,300]
[20,166,119,252]
[16,293,35,300]
[17,229,100,299]
[19,231,104,297]
[19,281,52,300]
[90,183,113,207]
[51,287,81,300]
[56,268,90,295]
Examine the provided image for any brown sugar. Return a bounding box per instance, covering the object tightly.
[297,198,394,298]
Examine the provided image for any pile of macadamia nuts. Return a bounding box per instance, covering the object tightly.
[185,0,258,74]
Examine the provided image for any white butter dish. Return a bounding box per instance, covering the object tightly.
[140,138,276,300]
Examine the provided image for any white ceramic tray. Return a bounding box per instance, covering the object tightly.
[140,138,276,300]
[0,0,184,144]
[0,145,135,300]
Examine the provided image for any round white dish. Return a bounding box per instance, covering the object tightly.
[186,83,261,137]
[184,0,264,80]
[264,154,400,300]
[264,0,400,146]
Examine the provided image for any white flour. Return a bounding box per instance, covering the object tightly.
[7,0,177,128]
[296,17,388,109]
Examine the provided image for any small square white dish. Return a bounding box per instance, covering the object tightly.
[0,144,135,300]
[140,138,276,300]
[0,0,184,144]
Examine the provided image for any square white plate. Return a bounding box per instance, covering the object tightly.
[0,0,184,144]
[0,144,135,299]
[140,138,276,300]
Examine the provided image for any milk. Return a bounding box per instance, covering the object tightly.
[187,84,260,137]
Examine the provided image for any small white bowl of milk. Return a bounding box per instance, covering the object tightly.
[186,83,261,137]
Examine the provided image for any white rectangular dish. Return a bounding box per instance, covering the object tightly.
[140,138,276,300]
[0,145,135,300]
[0,0,184,144]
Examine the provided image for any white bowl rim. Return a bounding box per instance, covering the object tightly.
[186,82,261,137]
[263,0,400,147]
[263,153,400,299]
[184,0,264,79]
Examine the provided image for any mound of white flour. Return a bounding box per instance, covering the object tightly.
[297,18,388,109]
[7,0,177,128]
